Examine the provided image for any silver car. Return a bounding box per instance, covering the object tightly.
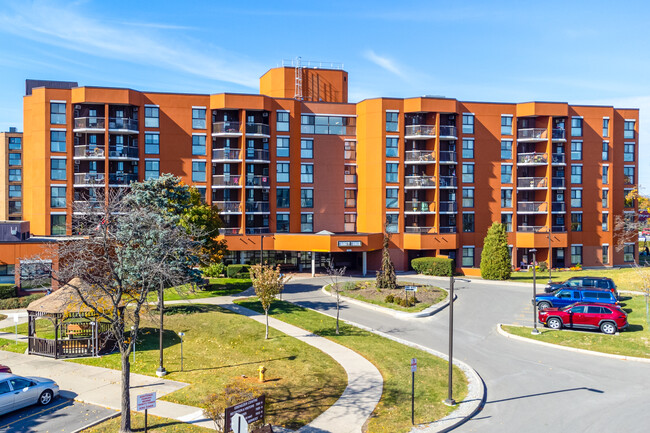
[0,373,60,415]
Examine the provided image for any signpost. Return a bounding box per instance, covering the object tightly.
[225,395,266,432]
[411,358,417,424]
[405,285,418,305]
[231,413,248,433]
[13,314,18,343]
[137,392,156,433]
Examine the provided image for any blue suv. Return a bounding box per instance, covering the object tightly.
[536,288,618,310]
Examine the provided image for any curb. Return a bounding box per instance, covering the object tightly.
[496,323,650,364]
[70,410,119,433]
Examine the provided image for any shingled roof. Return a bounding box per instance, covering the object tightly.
[27,278,114,315]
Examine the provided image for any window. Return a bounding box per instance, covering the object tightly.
[571,165,582,184]
[0,265,14,278]
[501,116,513,135]
[602,190,608,208]
[624,120,635,139]
[571,117,582,137]
[344,141,356,159]
[602,212,609,231]
[624,189,634,207]
[50,103,66,124]
[8,137,21,150]
[277,163,289,183]
[344,213,356,232]
[192,161,206,182]
[8,200,21,215]
[301,139,313,159]
[50,131,66,152]
[386,163,399,183]
[345,189,356,208]
[9,169,21,182]
[624,143,635,162]
[276,188,290,208]
[462,188,474,208]
[386,112,399,132]
[571,189,582,208]
[462,247,475,267]
[277,111,290,132]
[301,188,313,208]
[501,164,512,183]
[602,166,609,185]
[192,135,206,155]
[50,159,66,180]
[386,137,398,157]
[602,245,609,265]
[386,188,398,208]
[462,139,474,159]
[624,166,635,185]
[276,214,290,233]
[192,108,206,129]
[277,137,290,157]
[501,140,512,160]
[9,185,21,198]
[50,186,66,208]
[501,213,512,232]
[301,164,313,183]
[624,244,635,262]
[51,214,66,236]
[144,106,159,128]
[144,160,159,180]
[462,163,474,183]
[602,118,609,137]
[144,133,159,154]
[571,245,582,265]
[462,213,475,232]
[602,141,609,161]
[386,214,399,233]
[570,141,582,160]
[8,153,21,166]
[571,213,582,231]
[462,114,474,134]
[501,189,512,208]
[301,213,313,232]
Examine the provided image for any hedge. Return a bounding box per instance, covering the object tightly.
[0,285,16,300]
[0,294,45,310]
[411,257,454,276]
[226,264,251,278]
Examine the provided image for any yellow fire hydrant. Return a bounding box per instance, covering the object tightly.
[258,365,266,383]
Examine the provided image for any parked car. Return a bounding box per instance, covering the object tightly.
[538,302,628,334]
[536,288,618,310]
[0,373,59,415]
[0,365,10,374]
[544,276,618,299]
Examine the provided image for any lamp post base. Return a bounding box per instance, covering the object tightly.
[156,367,167,377]
[531,328,541,335]
[443,398,456,406]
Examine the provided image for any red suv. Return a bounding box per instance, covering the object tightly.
[538,302,628,334]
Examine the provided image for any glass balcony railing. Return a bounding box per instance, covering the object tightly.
[245,123,270,136]
[109,118,138,132]
[245,149,270,161]
[405,226,436,234]
[405,175,435,188]
[551,177,565,188]
[74,117,105,130]
[214,201,242,213]
[438,151,457,163]
[245,201,270,213]
[438,176,457,188]
[439,201,457,212]
[212,121,241,134]
[517,177,547,189]
[552,129,566,140]
[212,175,242,187]
[74,173,105,185]
[517,152,548,165]
[439,226,457,233]
[552,202,566,212]
[74,145,105,158]
[220,227,241,235]
[405,125,436,137]
[517,226,546,233]
[108,173,138,185]
[517,128,548,141]
[405,201,435,212]
[212,149,242,160]
[245,175,270,187]
[439,125,457,138]
[551,153,566,164]
[405,150,436,163]
[108,147,139,159]
[552,225,567,232]
[246,227,271,234]
[517,201,548,213]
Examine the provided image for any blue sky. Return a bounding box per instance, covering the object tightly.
[0,0,648,188]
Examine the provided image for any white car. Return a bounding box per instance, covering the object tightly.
[0,373,59,415]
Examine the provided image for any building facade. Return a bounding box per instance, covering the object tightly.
[0,129,23,220]
[19,65,639,273]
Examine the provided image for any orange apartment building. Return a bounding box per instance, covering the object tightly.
[16,65,639,275]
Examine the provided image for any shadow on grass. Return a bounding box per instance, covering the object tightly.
[267,383,347,430]
[626,324,645,332]
[182,355,297,373]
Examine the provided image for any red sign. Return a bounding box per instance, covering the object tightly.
[137,392,156,411]
[411,358,417,373]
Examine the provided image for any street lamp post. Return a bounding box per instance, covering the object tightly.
[445,275,470,406]
[547,225,553,284]
[178,332,185,372]
[90,321,96,357]
[531,248,540,335]
[156,282,167,377]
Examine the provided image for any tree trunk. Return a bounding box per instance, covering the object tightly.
[265,309,269,339]
[120,351,132,433]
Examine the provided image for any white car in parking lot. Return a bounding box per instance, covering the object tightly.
[0,373,59,415]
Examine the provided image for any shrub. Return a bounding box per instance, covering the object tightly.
[0,294,45,310]
[538,261,548,272]
[480,222,512,280]
[385,294,395,303]
[411,257,454,276]
[202,382,258,432]
[343,282,355,291]
[226,264,251,278]
[0,285,16,300]
[202,262,225,278]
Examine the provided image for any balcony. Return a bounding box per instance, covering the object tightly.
[439,226,457,233]
[221,227,241,235]
[517,177,547,189]
[108,146,139,160]
[246,227,271,234]
[405,150,436,164]
[404,226,436,234]
[405,125,436,139]
[73,200,103,213]
[74,173,105,186]
[439,201,457,213]
[245,201,270,213]
[552,202,566,213]
[212,149,242,162]
[552,225,567,232]
[344,174,357,184]
[552,129,566,141]
[73,117,105,132]
[245,149,270,163]
[212,175,242,188]
[344,223,356,232]
[439,176,457,188]
[517,201,548,214]
[245,175,270,188]
[74,145,105,159]
[404,201,435,214]
[108,173,138,185]
[551,177,565,189]
[404,175,435,189]
[245,123,270,137]
[517,128,548,142]
[108,118,138,133]
[214,201,242,213]
[212,121,242,137]
[551,153,566,165]
[517,226,546,233]
[517,152,548,165]
[438,151,457,164]
[439,125,458,139]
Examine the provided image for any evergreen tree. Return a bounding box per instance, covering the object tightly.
[376,232,397,289]
[480,222,512,280]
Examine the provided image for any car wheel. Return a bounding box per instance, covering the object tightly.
[38,390,53,406]
[547,317,562,330]
[538,301,552,310]
[600,322,617,335]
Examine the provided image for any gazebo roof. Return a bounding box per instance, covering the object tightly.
[27,277,114,316]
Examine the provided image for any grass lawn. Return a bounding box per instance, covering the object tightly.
[506,267,649,291]
[148,278,251,302]
[83,412,212,432]
[325,281,446,312]
[1,319,55,339]
[503,295,650,358]
[235,298,467,433]
[0,337,27,354]
[70,304,345,431]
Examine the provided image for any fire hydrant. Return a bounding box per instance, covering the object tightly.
[258,365,266,383]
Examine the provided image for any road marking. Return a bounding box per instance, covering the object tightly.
[0,399,69,428]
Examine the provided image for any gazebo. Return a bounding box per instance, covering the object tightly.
[26,278,120,359]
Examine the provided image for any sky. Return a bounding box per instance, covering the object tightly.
[0,0,647,188]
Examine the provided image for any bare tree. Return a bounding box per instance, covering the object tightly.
[326,263,346,335]
[249,264,290,339]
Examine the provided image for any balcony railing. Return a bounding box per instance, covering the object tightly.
[212,121,241,135]
[552,202,566,212]
[108,147,139,159]
[439,201,457,212]
[245,201,270,213]
[74,117,105,130]
[438,151,457,163]
[212,175,242,187]
[517,152,548,165]
[517,226,546,233]
[212,149,242,161]
[517,177,547,189]
[551,153,566,165]
[245,123,270,136]
[245,175,270,187]
[246,227,271,234]
[245,149,270,162]
[74,145,105,158]
[344,150,356,160]
[517,201,548,213]
[344,174,357,184]
[439,125,457,138]
[108,118,138,132]
[405,226,436,234]
[405,201,435,212]
[517,128,548,141]
[439,226,457,233]
[552,129,566,140]
[108,173,138,185]
[552,225,567,232]
[551,177,565,188]
[439,176,457,188]
[405,125,436,138]
[221,227,241,235]
[74,173,105,185]
[405,175,435,188]
[405,150,436,163]
[214,201,242,213]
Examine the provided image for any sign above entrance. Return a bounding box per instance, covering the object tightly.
[338,240,362,247]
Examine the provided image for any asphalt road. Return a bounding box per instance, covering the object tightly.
[0,397,116,433]
[283,275,650,433]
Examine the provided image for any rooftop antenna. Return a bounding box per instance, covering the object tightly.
[294,56,303,101]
